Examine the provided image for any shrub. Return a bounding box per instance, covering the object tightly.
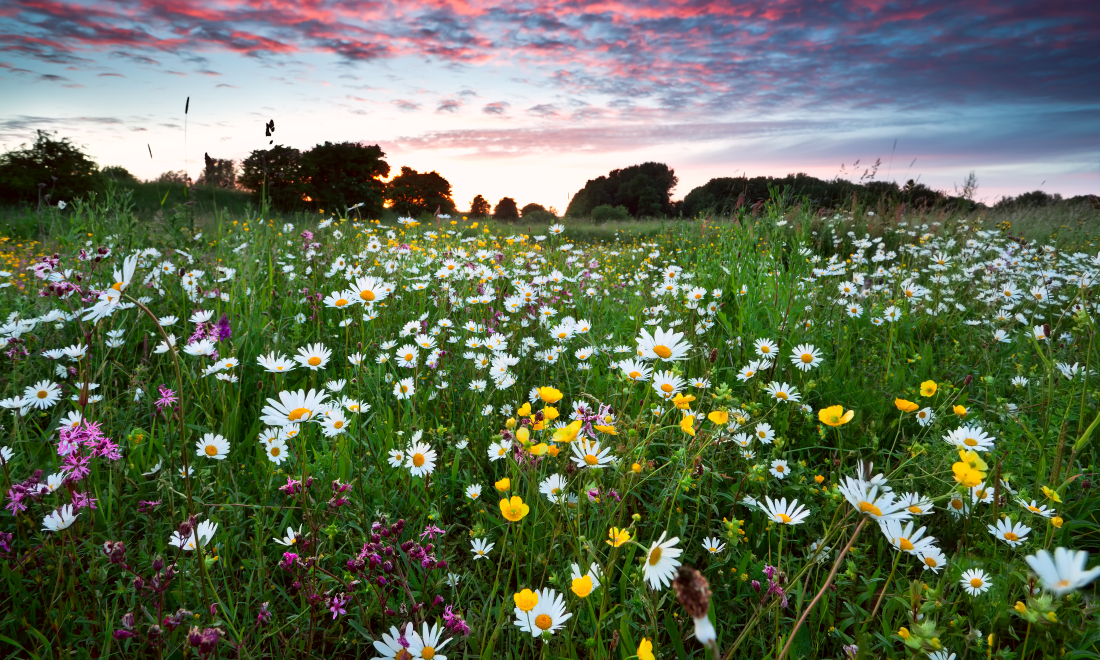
[590,204,631,222]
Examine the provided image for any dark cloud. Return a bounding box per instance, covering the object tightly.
[97,72,124,77]
[482,101,509,115]
[393,99,420,111]
[436,99,462,113]
[526,104,558,117]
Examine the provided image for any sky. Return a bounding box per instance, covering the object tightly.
[1,0,1099,211]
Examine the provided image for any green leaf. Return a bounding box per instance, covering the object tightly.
[664,612,688,660]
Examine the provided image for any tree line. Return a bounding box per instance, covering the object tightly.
[0,130,1093,220]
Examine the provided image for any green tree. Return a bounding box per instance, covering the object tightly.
[386,166,457,217]
[564,162,678,218]
[469,194,491,217]
[239,145,305,212]
[101,165,139,184]
[0,130,100,206]
[300,141,389,216]
[520,203,547,217]
[493,197,519,221]
[197,153,238,189]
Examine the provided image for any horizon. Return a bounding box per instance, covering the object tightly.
[2,0,1098,209]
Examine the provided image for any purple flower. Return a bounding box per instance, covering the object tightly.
[155,385,178,410]
[420,524,446,541]
[328,593,349,619]
[256,602,272,627]
[215,314,232,341]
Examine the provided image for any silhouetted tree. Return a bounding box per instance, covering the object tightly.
[565,162,678,218]
[300,142,390,216]
[493,197,519,221]
[197,153,238,189]
[0,130,100,205]
[239,145,306,212]
[520,203,547,217]
[469,194,491,217]
[386,166,457,216]
[101,165,139,184]
[156,170,191,186]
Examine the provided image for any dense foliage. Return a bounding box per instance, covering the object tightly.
[386,167,458,217]
[566,163,679,219]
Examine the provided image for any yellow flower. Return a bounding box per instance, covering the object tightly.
[500,496,529,522]
[680,415,696,437]
[514,589,538,612]
[495,477,510,492]
[543,406,560,421]
[637,638,655,660]
[529,443,549,456]
[672,393,696,410]
[607,527,631,547]
[953,405,967,417]
[895,398,919,413]
[1052,516,1064,528]
[814,475,825,484]
[959,449,988,473]
[818,405,854,427]
[1015,601,1027,614]
[952,462,983,488]
[1045,611,1057,623]
[920,380,937,397]
[897,627,911,640]
[552,419,583,443]
[536,386,563,404]
[505,417,517,429]
[594,424,618,435]
[517,402,532,418]
[1041,485,1062,503]
[515,427,530,444]
[707,410,729,425]
[548,445,561,457]
[632,462,642,474]
[571,575,594,598]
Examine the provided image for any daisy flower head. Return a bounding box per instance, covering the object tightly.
[880,519,934,555]
[919,546,947,573]
[24,380,61,409]
[258,351,296,373]
[988,517,1031,547]
[393,377,415,400]
[944,425,995,452]
[915,407,936,427]
[195,433,230,460]
[702,537,726,554]
[266,439,289,464]
[754,338,778,359]
[636,327,691,362]
[618,359,652,382]
[540,473,568,503]
[570,439,614,469]
[960,568,990,596]
[790,343,822,371]
[643,531,683,590]
[273,525,302,547]
[295,343,331,370]
[1017,499,1054,518]
[514,588,571,638]
[387,448,406,468]
[765,381,801,403]
[323,290,355,309]
[651,370,686,400]
[465,484,481,500]
[408,622,452,660]
[763,496,810,525]
[352,275,390,303]
[42,504,79,532]
[260,389,330,427]
[471,538,494,559]
[769,458,790,479]
[1024,547,1100,595]
[753,422,775,444]
[320,411,349,436]
[406,441,437,477]
[487,439,511,461]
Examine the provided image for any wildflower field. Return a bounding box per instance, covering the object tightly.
[2,201,1100,660]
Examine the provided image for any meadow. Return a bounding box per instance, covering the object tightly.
[1,194,1100,660]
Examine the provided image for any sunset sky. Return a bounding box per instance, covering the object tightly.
[2,0,1098,211]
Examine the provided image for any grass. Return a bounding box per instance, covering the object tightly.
[0,190,1099,659]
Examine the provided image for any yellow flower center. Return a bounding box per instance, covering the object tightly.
[1004,532,1018,541]
[421,647,435,660]
[776,391,788,400]
[333,420,343,429]
[308,356,321,366]
[1028,505,1040,512]
[775,465,785,472]
[970,578,983,588]
[271,447,280,456]
[629,371,641,379]
[584,454,598,466]
[395,650,412,660]
[112,282,123,291]
[360,290,376,301]
[405,353,414,361]
[925,557,938,567]
[205,444,218,456]
[413,453,425,467]
[951,499,963,510]
[648,547,663,565]
[800,353,813,363]
[1056,579,1070,588]
[898,538,914,551]
[37,390,48,398]
[661,384,673,393]
[964,438,977,446]
[400,385,409,393]
[535,614,553,631]
[653,345,672,359]
[776,513,791,523]
[858,501,883,517]
[761,346,770,353]
[908,505,923,514]
[288,407,310,421]
[335,298,348,307]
